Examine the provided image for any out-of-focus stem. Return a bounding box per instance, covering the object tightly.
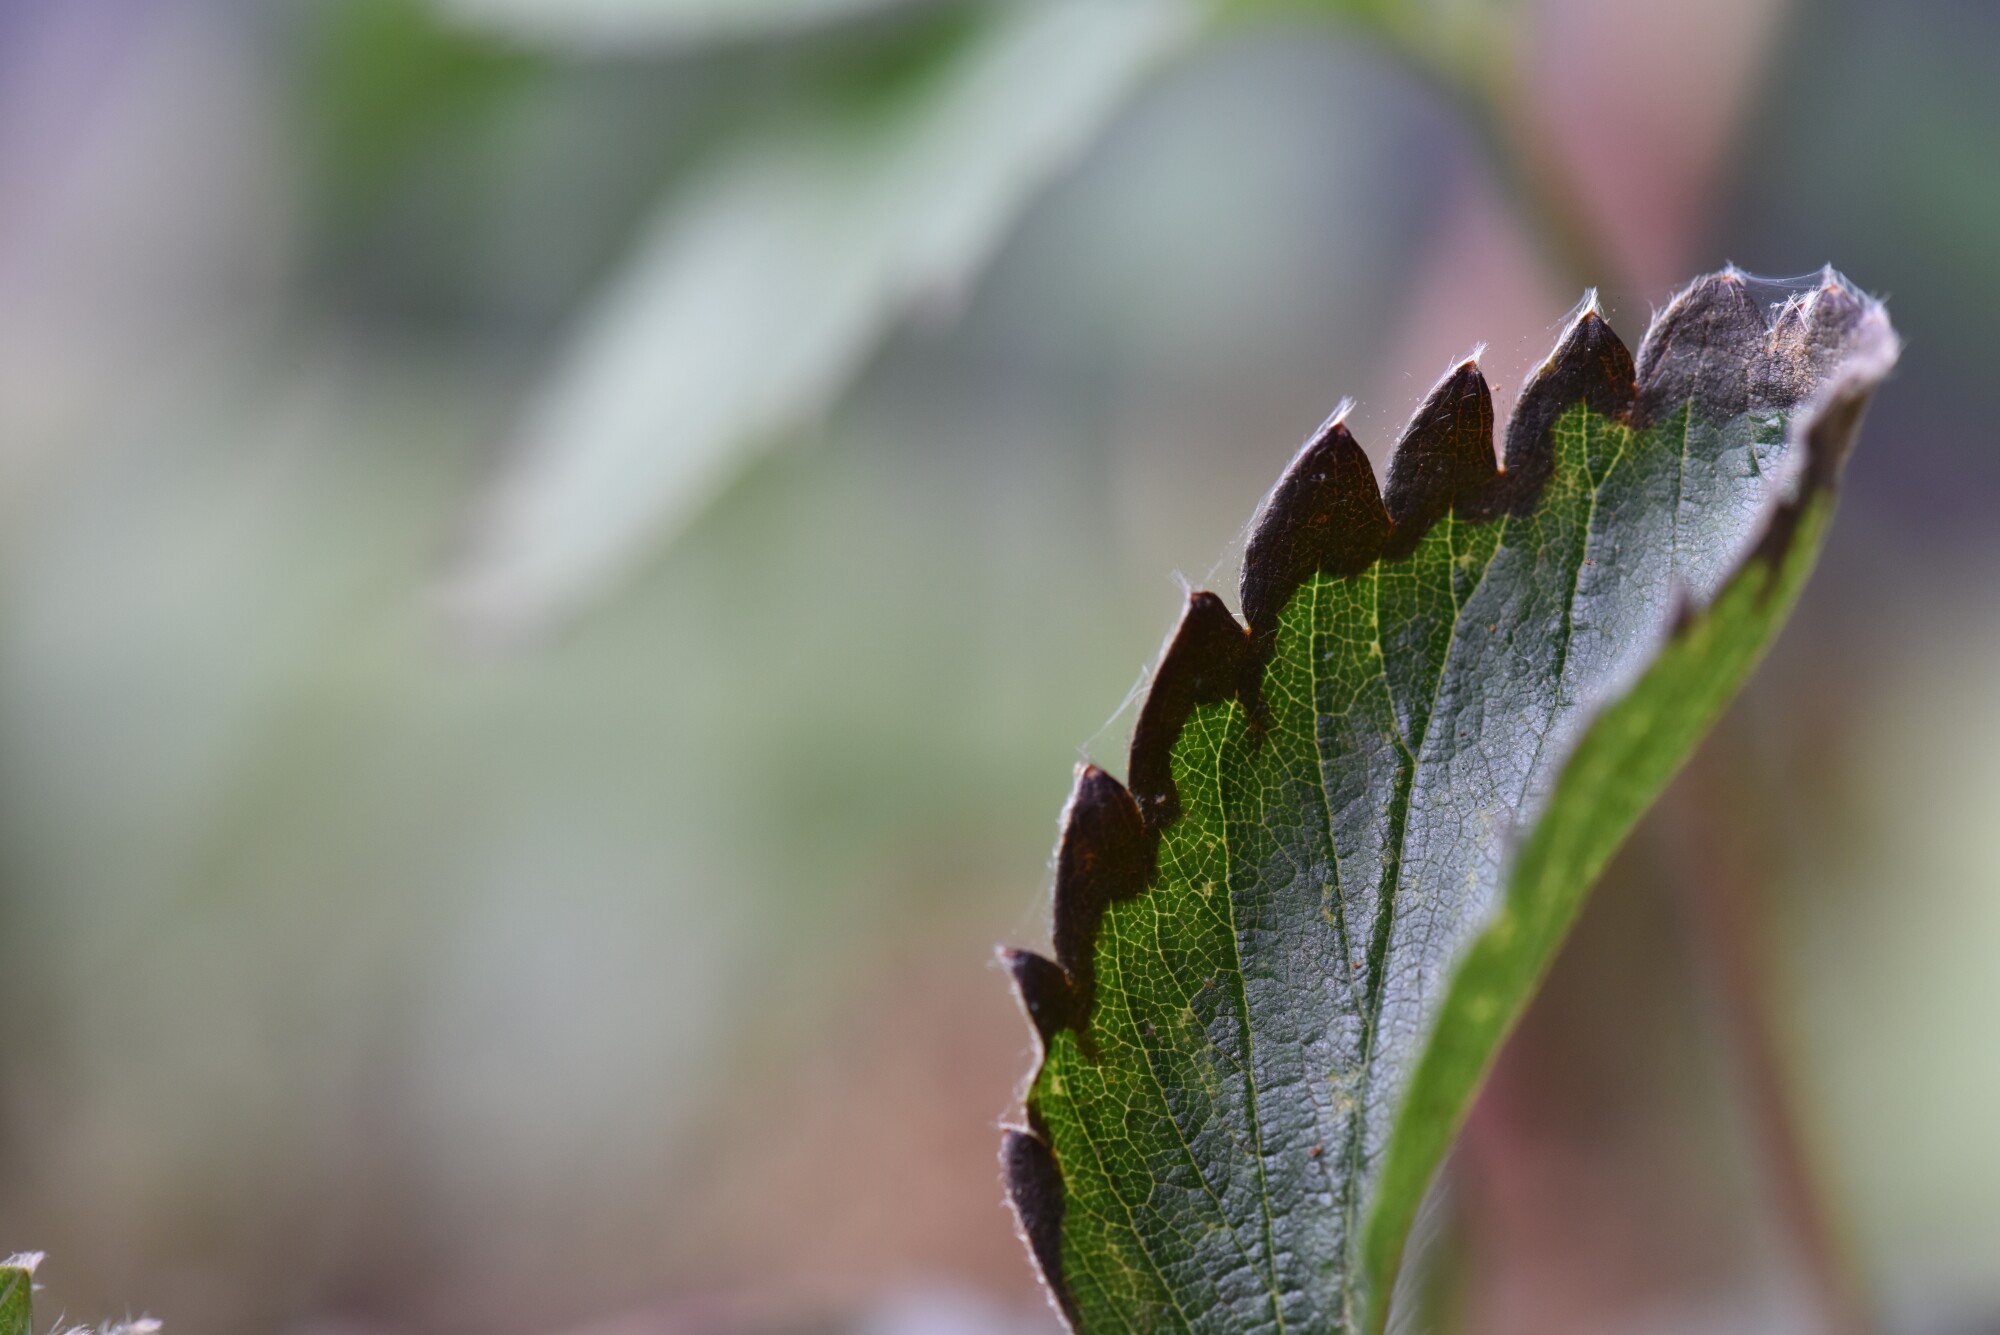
[1388,6,1626,297]
[1456,54,1626,299]
[1225,2,1619,290]
[1665,740,1877,1335]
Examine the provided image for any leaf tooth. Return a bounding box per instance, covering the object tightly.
[1127,591,1248,839]
[1757,291,1836,412]
[1382,357,1497,557]
[1239,412,1390,633]
[1767,290,1813,352]
[1051,765,1148,1023]
[1003,946,1080,1048]
[1798,270,1880,357]
[1752,273,1898,566]
[1633,267,1767,424]
[1499,299,1635,509]
[1002,1121,1078,1326]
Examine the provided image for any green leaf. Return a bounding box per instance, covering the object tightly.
[0,1255,37,1335]
[309,0,539,216]
[443,0,1199,637]
[1002,269,1897,1332]
[435,0,910,50]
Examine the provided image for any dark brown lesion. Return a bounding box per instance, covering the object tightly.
[1382,361,1496,560]
[1491,305,1636,512]
[1002,1115,1081,1328]
[1126,591,1251,836]
[1746,274,1881,579]
[1049,767,1147,1023]
[1634,267,1893,582]
[1633,269,1765,427]
[1240,416,1391,636]
[1634,266,1885,446]
[1002,946,1081,1048]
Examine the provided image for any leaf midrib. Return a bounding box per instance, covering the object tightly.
[1215,693,1293,1334]
[1510,417,1632,851]
[1303,568,1361,1315]
[1341,507,1505,1290]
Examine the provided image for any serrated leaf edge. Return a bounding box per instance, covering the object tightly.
[1000,267,1897,1331]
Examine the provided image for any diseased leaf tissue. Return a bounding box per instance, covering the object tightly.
[1002,270,1897,1333]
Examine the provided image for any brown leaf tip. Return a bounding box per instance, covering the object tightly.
[1634,269,1769,422]
[1383,357,1499,553]
[1003,946,1078,1049]
[1750,267,1898,565]
[1502,299,1637,504]
[1639,266,1897,433]
[1127,591,1249,833]
[1003,1123,1077,1325]
[1049,765,1147,1023]
[1240,413,1391,632]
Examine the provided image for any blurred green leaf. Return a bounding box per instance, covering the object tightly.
[307,0,540,216]
[1218,0,1517,78]
[436,0,913,49]
[1001,272,1896,1331]
[444,0,1200,637]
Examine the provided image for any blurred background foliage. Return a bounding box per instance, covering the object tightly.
[0,0,1996,1332]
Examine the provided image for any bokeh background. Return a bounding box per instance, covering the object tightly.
[1,0,1996,1331]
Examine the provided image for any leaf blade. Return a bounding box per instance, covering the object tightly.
[1005,270,1897,1332]
[444,0,1198,638]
